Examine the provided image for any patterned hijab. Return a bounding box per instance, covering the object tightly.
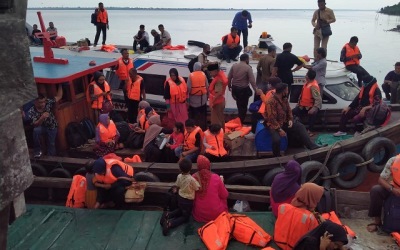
[195,155,212,197]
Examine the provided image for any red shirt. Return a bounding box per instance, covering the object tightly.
[169,132,184,150]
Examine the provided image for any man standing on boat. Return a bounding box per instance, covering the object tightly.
[264,82,321,157]
[221,27,242,63]
[232,10,252,48]
[381,62,400,102]
[228,53,258,124]
[272,43,304,93]
[305,47,327,96]
[29,85,63,158]
[311,0,335,58]
[133,24,149,53]
[340,36,369,87]
[257,45,277,93]
[125,68,146,124]
[93,2,109,47]
[114,48,134,119]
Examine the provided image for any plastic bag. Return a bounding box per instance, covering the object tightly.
[233,200,251,212]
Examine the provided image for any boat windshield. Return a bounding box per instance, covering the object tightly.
[325,82,359,101]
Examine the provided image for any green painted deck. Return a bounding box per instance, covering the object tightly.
[7,205,279,250]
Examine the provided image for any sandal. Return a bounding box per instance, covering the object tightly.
[366,223,382,233]
[162,219,170,236]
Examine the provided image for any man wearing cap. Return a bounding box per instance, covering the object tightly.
[333,75,382,137]
[382,62,400,102]
[264,82,321,157]
[232,10,253,48]
[92,158,134,209]
[311,0,336,58]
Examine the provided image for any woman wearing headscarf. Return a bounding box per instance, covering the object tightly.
[187,62,208,130]
[86,71,112,119]
[208,63,228,129]
[93,113,120,157]
[142,115,172,162]
[136,100,150,123]
[164,68,188,124]
[192,155,228,222]
[270,160,302,217]
[294,220,348,250]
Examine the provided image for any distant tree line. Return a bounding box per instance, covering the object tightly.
[380,2,400,16]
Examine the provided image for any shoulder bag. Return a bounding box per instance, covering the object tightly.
[319,10,332,38]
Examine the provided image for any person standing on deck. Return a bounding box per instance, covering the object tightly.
[187,62,208,130]
[381,62,400,102]
[208,63,228,129]
[114,48,134,113]
[232,10,253,49]
[28,85,63,158]
[93,2,108,47]
[311,0,336,58]
[133,24,149,53]
[340,36,369,87]
[256,45,277,97]
[305,47,327,96]
[164,68,188,124]
[272,43,304,94]
[125,68,146,123]
[228,53,258,124]
[86,72,112,120]
[221,27,242,63]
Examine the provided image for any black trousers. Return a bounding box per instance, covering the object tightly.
[169,196,194,228]
[292,106,318,132]
[189,105,207,131]
[368,185,390,218]
[94,23,107,45]
[204,153,229,162]
[96,179,131,208]
[237,28,249,48]
[126,99,140,124]
[269,121,317,157]
[346,64,369,87]
[232,86,252,124]
[133,39,150,51]
[338,108,360,132]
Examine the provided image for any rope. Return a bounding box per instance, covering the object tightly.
[355,158,374,167]
[320,173,340,180]
[308,140,340,183]
[145,162,155,172]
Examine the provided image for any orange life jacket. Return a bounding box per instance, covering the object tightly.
[392,232,400,246]
[97,120,117,143]
[321,211,356,239]
[225,117,242,132]
[115,57,134,81]
[343,43,360,66]
[258,89,275,115]
[124,154,142,163]
[97,9,108,24]
[230,214,272,247]
[209,71,228,107]
[204,129,227,157]
[184,126,203,151]
[274,203,319,250]
[359,82,378,106]
[95,159,134,184]
[126,75,143,101]
[299,80,320,108]
[66,175,87,208]
[189,71,207,95]
[198,211,232,250]
[222,34,240,47]
[390,154,400,188]
[86,81,112,109]
[165,77,187,103]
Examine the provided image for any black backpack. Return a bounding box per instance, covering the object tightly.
[188,57,198,73]
[367,100,390,126]
[80,118,96,140]
[65,122,87,149]
[316,187,336,213]
[382,194,400,233]
[115,121,131,143]
[91,13,97,25]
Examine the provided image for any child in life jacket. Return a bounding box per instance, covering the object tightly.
[165,122,184,157]
[161,158,200,236]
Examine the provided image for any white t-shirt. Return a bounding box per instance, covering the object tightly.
[161,30,171,46]
[143,31,149,43]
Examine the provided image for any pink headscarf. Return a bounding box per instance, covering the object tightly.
[195,155,212,197]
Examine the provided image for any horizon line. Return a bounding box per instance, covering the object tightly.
[27,7,381,11]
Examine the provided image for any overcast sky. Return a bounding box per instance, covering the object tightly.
[28,0,400,10]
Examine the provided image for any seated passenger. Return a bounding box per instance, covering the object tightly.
[161,158,200,236]
[136,100,150,124]
[92,157,134,209]
[333,75,382,137]
[94,114,121,157]
[203,124,229,162]
[142,115,173,162]
[28,85,63,158]
[192,155,229,222]
[46,21,57,40]
[132,24,149,52]
[275,183,325,250]
[144,29,161,53]
[270,160,302,217]
[176,119,202,162]
[293,220,348,250]
[166,122,185,157]
[292,69,322,137]
[29,24,42,45]
[135,106,157,133]
[221,27,242,63]
[264,82,321,157]
[367,154,400,233]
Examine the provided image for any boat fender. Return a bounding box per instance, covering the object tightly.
[300,161,331,189]
[31,162,48,177]
[49,168,72,178]
[361,137,396,173]
[74,167,87,177]
[262,168,284,186]
[187,40,206,48]
[134,172,160,182]
[226,173,261,186]
[329,152,367,189]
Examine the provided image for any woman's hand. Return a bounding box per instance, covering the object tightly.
[320,231,333,250]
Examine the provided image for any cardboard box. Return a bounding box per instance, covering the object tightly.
[224,131,245,150]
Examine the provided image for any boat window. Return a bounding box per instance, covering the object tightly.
[72,77,85,98]
[60,82,71,104]
[325,82,359,101]
[140,73,166,96]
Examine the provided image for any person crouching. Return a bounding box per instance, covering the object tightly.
[161,158,200,236]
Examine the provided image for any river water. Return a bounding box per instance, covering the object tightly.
[27,9,400,82]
